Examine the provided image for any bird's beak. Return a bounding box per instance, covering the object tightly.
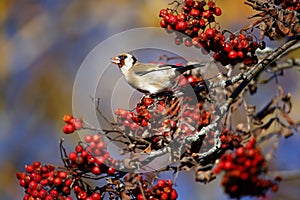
[111,56,120,64]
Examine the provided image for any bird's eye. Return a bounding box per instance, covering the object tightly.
[119,55,127,60]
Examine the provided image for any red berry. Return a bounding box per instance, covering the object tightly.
[238,34,246,41]
[81,150,89,158]
[208,1,215,8]
[185,0,194,7]
[170,189,178,200]
[161,192,169,200]
[84,134,93,143]
[166,179,173,186]
[157,179,166,188]
[19,179,27,187]
[202,10,211,19]
[92,192,101,200]
[236,147,245,156]
[63,124,75,134]
[45,195,54,200]
[176,21,187,31]
[93,134,101,143]
[74,119,83,130]
[199,19,206,28]
[137,194,144,200]
[177,13,186,21]
[50,190,58,198]
[39,190,47,198]
[143,97,154,106]
[92,166,101,175]
[97,141,105,149]
[224,161,233,170]
[190,8,200,17]
[96,156,106,165]
[75,145,84,153]
[237,51,244,59]
[107,167,116,175]
[187,76,197,83]
[141,119,148,127]
[53,177,62,186]
[63,114,73,123]
[214,7,222,16]
[32,161,41,168]
[159,9,168,18]
[78,191,87,200]
[168,14,178,25]
[64,178,72,187]
[68,152,77,161]
[58,171,67,179]
[228,50,237,59]
[25,165,34,173]
[160,19,168,28]
[205,28,215,39]
[223,43,232,52]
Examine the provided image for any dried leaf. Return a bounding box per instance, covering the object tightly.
[252,118,277,137]
[254,98,276,121]
[277,21,290,35]
[280,126,294,138]
[280,112,296,127]
[144,145,152,154]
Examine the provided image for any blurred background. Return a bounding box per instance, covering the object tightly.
[0,0,299,199]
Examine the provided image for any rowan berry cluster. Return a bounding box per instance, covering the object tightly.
[115,90,212,151]
[115,96,153,128]
[17,161,74,200]
[17,134,121,200]
[63,114,83,134]
[159,0,266,66]
[67,134,118,176]
[219,128,242,150]
[214,138,280,198]
[125,174,178,200]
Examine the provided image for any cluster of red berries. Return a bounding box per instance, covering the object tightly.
[115,93,213,151]
[214,138,280,198]
[212,33,264,66]
[180,102,211,137]
[274,0,300,11]
[127,175,178,200]
[73,185,101,200]
[219,128,242,150]
[67,134,118,176]
[17,161,104,200]
[160,0,222,37]
[115,97,154,128]
[63,114,82,134]
[17,161,73,200]
[159,0,265,66]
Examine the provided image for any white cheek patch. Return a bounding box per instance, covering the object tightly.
[121,57,134,73]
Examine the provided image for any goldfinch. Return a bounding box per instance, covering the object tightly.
[111,53,203,94]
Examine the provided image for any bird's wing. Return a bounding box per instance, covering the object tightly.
[134,62,205,76]
[133,63,172,76]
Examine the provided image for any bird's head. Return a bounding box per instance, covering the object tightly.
[111,53,137,72]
